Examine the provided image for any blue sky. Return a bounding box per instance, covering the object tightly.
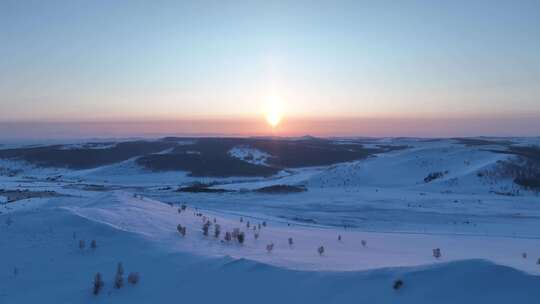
[0,0,539,136]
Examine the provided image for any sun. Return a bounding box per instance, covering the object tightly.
[266,110,282,128]
[263,96,283,128]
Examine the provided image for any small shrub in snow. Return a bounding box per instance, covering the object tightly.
[181,204,187,211]
[262,221,267,227]
[93,272,104,295]
[225,232,232,242]
[318,246,325,256]
[393,279,404,290]
[237,232,245,244]
[537,258,540,265]
[178,208,182,214]
[128,272,140,285]
[424,171,448,183]
[338,235,342,241]
[6,216,13,226]
[72,232,77,240]
[240,217,243,223]
[288,237,294,246]
[13,267,18,277]
[361,240,367,247]
[258,223,261,230]
[90,240,97,249]
[79,240,86,250]
[522,252,527,259]
[246,221,250,228]
[214,224,221,238]
[254,232,259,240]
[266,243,274,253]
[433,248,442,259]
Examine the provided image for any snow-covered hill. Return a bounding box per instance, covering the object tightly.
[1,137,540,303]
[1,191,539,303]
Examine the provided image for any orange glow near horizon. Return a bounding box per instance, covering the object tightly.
[2,114,540,139]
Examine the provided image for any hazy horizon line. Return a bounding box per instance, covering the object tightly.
[1,114,539,140]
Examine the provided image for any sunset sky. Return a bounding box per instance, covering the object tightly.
[1,0,539,138]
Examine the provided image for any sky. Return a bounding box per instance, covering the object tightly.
[1,0,539,138]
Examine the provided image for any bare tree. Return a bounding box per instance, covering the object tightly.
[202,222,210,236]
[93,272,104,295]
[114,263,124,289]
[117,262,124,275]
[232,228,240,240]
[237,232,245,244]
[214,224,221,238]
[177,224,186,237]
[433,248,441,259]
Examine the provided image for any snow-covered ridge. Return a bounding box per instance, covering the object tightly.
[228,146,272,166]
[59,143,117,150]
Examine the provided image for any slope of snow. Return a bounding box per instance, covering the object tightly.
[1,193,539,303]
[64,192,540,274]
[306,140,511,191]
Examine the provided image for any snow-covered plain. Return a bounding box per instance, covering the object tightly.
[1,138,540,303]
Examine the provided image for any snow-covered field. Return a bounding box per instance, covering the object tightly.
[1,138,540,303]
